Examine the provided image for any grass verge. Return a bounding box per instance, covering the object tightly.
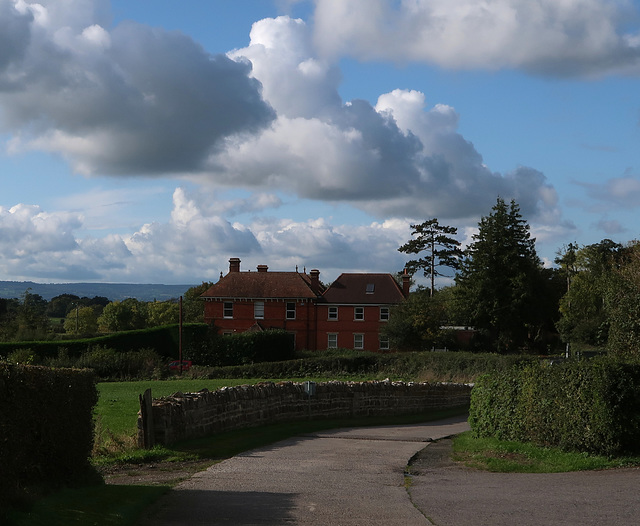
[451,431,640,473]
[4,485,169,526]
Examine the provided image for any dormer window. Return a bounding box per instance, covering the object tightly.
[366,283,375,294]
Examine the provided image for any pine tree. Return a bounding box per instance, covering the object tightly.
[455,198,543,352]
[398,218,462,296]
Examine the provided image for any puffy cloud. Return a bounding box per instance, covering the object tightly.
[0,0,275,175]
[312,0,640,77]
[594,218,627,235]
[580,175,640,209]
[0,189,413,283]
[221,19,566,226]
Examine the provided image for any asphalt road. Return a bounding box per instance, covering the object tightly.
[137,415,640,525]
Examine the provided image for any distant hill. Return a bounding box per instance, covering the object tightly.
[0,281,197,302]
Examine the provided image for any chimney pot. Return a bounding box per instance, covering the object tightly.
[229,258,241,273]
[402,270,411,297]
[310,269,320,294]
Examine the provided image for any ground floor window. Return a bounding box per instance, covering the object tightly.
[379,335,390,350]
[354,333,364,350]
[327,333,338,349]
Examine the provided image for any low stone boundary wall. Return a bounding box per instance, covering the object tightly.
[138,381,472,447]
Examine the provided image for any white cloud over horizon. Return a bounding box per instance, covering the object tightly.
[0,0,637,285]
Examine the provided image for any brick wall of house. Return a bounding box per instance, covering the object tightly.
[204,298,318,350]
[316,304,389,351]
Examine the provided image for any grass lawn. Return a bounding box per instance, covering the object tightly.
[96,378,282,437]
[452,431,639,473]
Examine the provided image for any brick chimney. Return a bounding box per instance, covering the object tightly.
[309,269,321,294]
[229,258,241,273]
[257,264,268,273]
[402,269,411,297]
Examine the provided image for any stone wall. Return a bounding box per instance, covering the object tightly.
[138,381,472,447]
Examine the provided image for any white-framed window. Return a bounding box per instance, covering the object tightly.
[327,333,338,349]
[354,306,364,321]
[223,302,233,318]
[254,301,264,319]
[379,335,390,350]
[286,302,296,320]
[223,330,234,336]
[354,333,364,349]
[380,307,390,321]
[328,306,338,320]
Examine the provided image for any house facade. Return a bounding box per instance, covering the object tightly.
[201,258,410,352]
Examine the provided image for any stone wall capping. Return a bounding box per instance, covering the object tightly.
[138,380,472,447]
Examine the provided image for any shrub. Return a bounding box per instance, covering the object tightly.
[0,365,100,511]
[190,330,295,367]
[469,357,640,456]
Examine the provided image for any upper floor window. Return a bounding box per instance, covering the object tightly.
[366,283,375,294]
[380,307,390,321]
[286,302,296,320]
[223,302,233,318]
[328,306,338,320]
[354,307,364,321]
[254,301,264,319]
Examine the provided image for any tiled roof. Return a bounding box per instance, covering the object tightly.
[200,271,320,300]
[322,273,405,304]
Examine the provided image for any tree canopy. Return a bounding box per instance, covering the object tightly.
[455,197,545,352]
[398,218,461,296]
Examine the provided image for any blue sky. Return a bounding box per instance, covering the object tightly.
[1,0,640,285]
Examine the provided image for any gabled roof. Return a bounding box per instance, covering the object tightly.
[322,273,405,305]
[200,271,321,300]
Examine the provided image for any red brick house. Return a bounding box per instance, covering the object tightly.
[201,258,410,352]
[316,273,408,352]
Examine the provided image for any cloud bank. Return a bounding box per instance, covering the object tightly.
[312,0,640,77]
[8,0,632,283]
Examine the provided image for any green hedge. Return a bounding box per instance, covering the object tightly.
[0,365,99,512]
[469,358,640,456]
[190,330,295,366]
[0,323,209,360]
[203,350,535,380]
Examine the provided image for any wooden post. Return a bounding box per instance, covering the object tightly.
[179,296,183,375]
[139,388,155,449]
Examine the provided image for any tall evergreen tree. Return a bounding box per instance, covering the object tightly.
[398,218,461,296]
[455,198,543,352]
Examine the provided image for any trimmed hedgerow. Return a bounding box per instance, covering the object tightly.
[202,350,535,380]
[189,329,295,367]
[0,364,99,511]
[469,357,640,456]
[0,323,209,361]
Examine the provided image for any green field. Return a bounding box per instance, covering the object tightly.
[96,377,339,438]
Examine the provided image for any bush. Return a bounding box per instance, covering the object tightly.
[74,346,164,380]
[202,349,534,381]
[469,357,640,456]
[0,365,100,512]
[0,323,210,362]
[190,330,295,367]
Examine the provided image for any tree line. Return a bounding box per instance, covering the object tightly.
[388,196,640,357]
[0,283,212,342]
